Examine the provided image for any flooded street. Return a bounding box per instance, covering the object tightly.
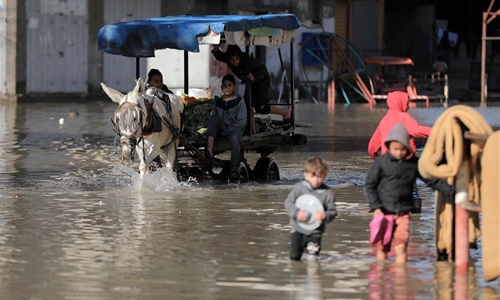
[0,99,499,299]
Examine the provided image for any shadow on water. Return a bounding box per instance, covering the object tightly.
[0,100,498,298]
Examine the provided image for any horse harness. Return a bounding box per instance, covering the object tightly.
[110,94,182,154]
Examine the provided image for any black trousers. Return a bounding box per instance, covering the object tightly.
[248,76,271,114]
[205,116,243,175]
[290,231,322,261]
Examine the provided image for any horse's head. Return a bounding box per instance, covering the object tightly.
[101,79,148,160]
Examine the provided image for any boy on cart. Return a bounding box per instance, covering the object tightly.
[206,74,247,183]
[212,45,292,133]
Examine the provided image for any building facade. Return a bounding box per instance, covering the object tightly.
[0,0,384,99]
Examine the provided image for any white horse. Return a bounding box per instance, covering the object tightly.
[101,79,184,179]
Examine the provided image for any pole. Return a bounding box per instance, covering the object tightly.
[135,57,140,80]
[328,80,335,111]
[444,74,449,107]
[184,50,189,95]
[481,12,487,107]
[277,48,289,104]
[454,138,470,274]
[290,42,295,128]
[485,73,488,101]
[245,45,253,139]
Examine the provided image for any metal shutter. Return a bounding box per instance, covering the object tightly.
[352,0,380,56]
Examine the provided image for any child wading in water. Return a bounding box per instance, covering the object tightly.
[284,157,336,261]
[364,123,455,263]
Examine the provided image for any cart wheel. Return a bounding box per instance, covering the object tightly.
[238,162,250,183]
[253,157,280,182]
[175,163,189,182]
[292,134,308,145]
[209,163,229,181]
[282,136,294,146]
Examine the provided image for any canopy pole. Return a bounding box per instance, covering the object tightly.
[290,42,295,127]
[277,48,289,104]
[245,45,253,139]
[135,58,140,80]
[184,51,189,94]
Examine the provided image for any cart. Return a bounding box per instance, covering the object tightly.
[364,56,415,95]
[364,56,449,107]
[98,14,303,183]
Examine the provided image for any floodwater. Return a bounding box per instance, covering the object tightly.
[0,99,499,300]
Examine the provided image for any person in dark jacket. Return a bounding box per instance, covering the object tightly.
[284,156,337,261]
[211,45,292,132]
[364,123,455,263]
[206,74,247,182]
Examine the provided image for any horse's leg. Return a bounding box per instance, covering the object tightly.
[136,147,153,178]
[165,143,177,172]
[140,143,164,177]
[158,147,169,169]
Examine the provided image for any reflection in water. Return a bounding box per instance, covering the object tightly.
[368,263,415,300]
[0,100,498,298]
[0,100,19,187]
[302,261,323,300]
[434,262,454,300]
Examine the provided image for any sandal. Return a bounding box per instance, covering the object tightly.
[204,149,222,163]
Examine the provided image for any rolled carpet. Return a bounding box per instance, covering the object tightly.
[418,105,494,274]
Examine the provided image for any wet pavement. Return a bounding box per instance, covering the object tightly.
[0,99,499,299]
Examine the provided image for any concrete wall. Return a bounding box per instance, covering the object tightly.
[4,0,27,97]
[162,0,228,15]
[87,2,104,95]
[0,99,19,181]
[0,0,5,95]
[102,0,160,92]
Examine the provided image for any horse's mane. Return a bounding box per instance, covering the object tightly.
[124,90,143,105]
[121,78,145,106]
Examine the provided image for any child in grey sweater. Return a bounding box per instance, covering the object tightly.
[284,156,337,261]
[205,74,247,182]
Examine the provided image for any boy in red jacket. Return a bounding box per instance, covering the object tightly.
[367,91,431,159]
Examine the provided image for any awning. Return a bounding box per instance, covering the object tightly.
[98,14,301,57]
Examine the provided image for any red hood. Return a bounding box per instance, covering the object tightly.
[386,91,409,112]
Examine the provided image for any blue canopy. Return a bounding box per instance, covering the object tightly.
[98,14,301,57]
